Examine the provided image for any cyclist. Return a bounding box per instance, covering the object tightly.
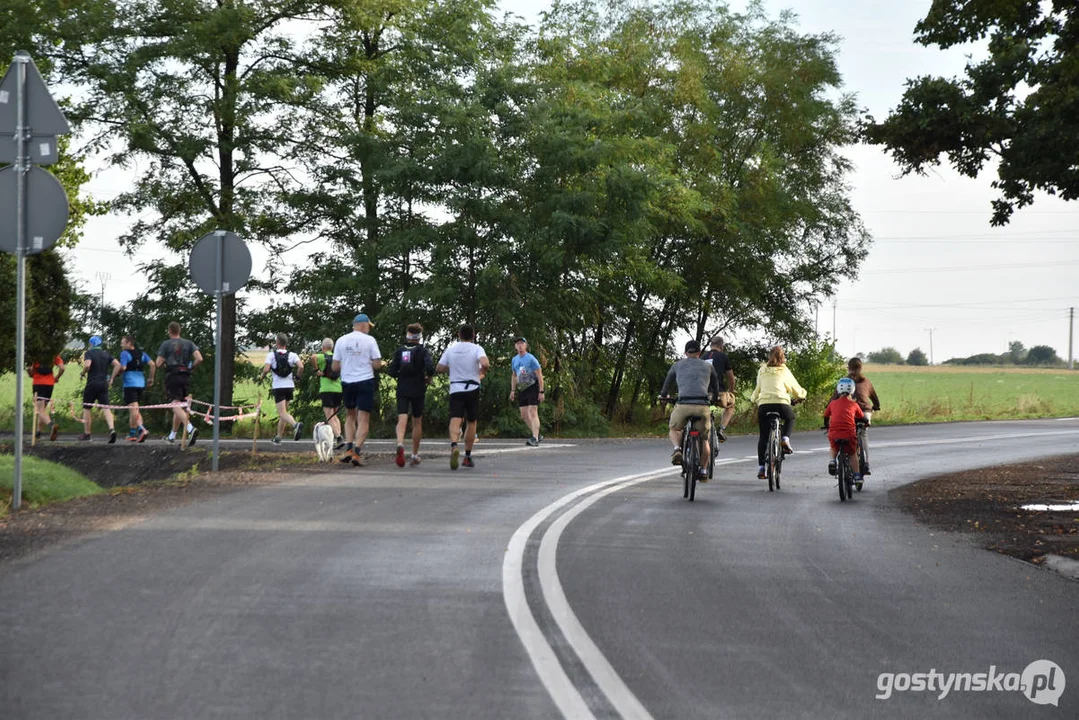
[700,337,736,441]
[831,356,881,474]
[659,340,721,481]
[750,345,807,479]
[823,377,865,483]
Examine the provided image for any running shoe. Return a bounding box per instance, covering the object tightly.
[395,445,406,467]
[272,435,281,445]
[525,437,538,447]
[781,438,793,454]
[671,448,682,466]
[137,427,150,443]
[717,427,728,443]
[78,433,92,442]
[49,423,59,442]
[697,468,709,483]
[462,456,474,468]
[350,451,366,467]
[409,454,422,467]
[293,421,304,441]
[108,429,118,445]
[188,426,199,447]
[334,436,346,450]
[339,447,354,463]
[450,447,460,470]
[827,460,837,476]
[538,435,544,444]
[164,435,176,444]
[126,434,139,443]
[757,465,766,479]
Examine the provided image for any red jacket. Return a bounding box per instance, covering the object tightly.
[824,396,864,439]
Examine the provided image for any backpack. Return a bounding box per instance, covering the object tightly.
[398,344,426,378]
[126,347,144,372]
[321,352,340,380]
[271,349,294,378]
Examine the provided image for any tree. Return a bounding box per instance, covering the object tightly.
[0,251,76,372]
[867,347,904,365]
[1007,340,1027,365]
[906,347,928,366]
[863,1,1079,225]
[34,0,326,407]
[1026,345,1061,366]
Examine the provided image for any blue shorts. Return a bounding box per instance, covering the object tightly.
[342,379,375,412]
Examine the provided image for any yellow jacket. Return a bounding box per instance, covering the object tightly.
[750,363,807,406]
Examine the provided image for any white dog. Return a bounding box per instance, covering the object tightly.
[313,422,334,462]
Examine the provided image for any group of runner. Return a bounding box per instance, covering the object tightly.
[29,322,202,444]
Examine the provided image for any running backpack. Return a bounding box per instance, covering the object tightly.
[321,352,340,380]
[126,347,144,372]
[397,344,426,378]
[271,349,294,378]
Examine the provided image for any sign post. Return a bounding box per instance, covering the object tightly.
[0,52,70,510]
[189,230,251,471]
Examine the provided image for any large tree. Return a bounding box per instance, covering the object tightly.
[863,0,1078,225]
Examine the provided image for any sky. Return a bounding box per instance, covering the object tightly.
[67,0,1079,364]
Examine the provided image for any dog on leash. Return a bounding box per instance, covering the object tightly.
[313,422,335,462]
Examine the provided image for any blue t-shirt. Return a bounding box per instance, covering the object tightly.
[119,350,152,388]
[511,352,541,391]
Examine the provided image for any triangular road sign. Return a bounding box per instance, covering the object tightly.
[0,52,71,136]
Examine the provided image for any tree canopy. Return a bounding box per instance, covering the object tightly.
[863,0,1078,225]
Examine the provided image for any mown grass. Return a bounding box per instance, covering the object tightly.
[0,455,103,516]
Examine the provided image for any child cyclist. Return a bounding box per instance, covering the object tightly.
[824,378,865,483]
[831,356,881,473]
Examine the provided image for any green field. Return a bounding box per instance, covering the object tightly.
[1,455,102,516]
[860,365,1079,424]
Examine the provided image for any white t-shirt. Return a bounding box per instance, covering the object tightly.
[264,350,301,389]
[333,331,382,383]
[438,341,487,394]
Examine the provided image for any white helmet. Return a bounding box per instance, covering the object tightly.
[836,377,855,397]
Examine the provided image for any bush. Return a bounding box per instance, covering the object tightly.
[867,347,904,364]
[906,347,928,366]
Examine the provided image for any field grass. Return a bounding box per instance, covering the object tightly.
[0,455,102,516]
[861,364,1079,424]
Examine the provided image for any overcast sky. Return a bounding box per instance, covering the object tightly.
[69,0,1078,364]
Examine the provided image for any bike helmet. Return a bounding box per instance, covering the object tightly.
[836,377,855,397]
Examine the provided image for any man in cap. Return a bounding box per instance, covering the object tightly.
[659,339,721,480]
[508,336,544,446]
[701,336,737,441]
[387,323,435,466]
[333,313,382,466]
[80,335,121,443]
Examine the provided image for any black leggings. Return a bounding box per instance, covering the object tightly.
[757,404,796,465]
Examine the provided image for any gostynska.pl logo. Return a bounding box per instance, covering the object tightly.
[876,660,1064,706]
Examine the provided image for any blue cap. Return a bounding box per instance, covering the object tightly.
[353,313,375,326]
[89,335,102,347]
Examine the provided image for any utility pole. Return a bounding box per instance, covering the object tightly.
[832,299,837,341]
[95,271,110,332]
[926,328,935,365]
[1069,307,1074,370]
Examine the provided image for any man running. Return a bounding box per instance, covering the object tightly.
[155,322,203,445]
[310,337,343,447]
[387,323,435,467]
[436,324,489,470]
[110,335,155,442]
[333,313,382,466]
[80,336,121,443]
[509,337,544,446]
[259,332,304,443]
[701,336,737,441]
[29,352,64,441]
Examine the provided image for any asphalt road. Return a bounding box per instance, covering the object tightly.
[1,419,1077,719]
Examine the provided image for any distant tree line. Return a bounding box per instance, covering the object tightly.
[859,341,1065,368]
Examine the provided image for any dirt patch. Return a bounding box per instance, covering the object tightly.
[1,445,392,565]
[891,454,1079,565]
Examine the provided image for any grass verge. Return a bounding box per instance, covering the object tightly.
[1,455,103,517]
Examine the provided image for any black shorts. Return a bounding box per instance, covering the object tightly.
[320,392,342,409]
[273,387,295,403]
[449,389,480,422]
[123,387,144,404]
[82,381,110,408]
[165,372,191,402]
[32,384,53,400]
[396,393,426,418]
[342,380,375,412]
[517,385,540,407]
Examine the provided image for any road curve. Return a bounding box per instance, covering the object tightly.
[1,419,1076,719]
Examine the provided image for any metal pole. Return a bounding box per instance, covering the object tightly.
[928,328,934,365]
[212,230,224,471]
[1069,307,1074,371]
[12,54,29,511]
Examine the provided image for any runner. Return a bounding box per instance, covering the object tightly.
[155,322,203,445]
[110,335,155,443]
[508,337,544,446]
[332,313,382,466]
[436,324,489,470]
[259,333,304,444]
[79,336,120,443]
[310,337,343,447]
[29,352,64,441]
[387,323,435,467]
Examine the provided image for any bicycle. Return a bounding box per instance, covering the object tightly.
[660,396,709,502]
[835,437,855,501]
[763,398,801,492]
[854,419,868,491]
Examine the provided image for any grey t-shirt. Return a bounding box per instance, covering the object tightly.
[157,337,198,373]
[660,357,720,405]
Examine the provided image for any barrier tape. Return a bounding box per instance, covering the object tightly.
[63,395,263,424]
[189,398,258,411]
[191,400,262,424]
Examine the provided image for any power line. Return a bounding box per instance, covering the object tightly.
[862,260,1079,275]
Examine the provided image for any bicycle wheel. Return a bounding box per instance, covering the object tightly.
[707,422,717,480]
[685,430,699,502]
[837,454,848,501]
[766,429,775,492]
[772,420,783,491]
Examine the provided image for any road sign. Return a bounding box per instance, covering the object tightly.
[0,165,69,254]
[189,230,252,295]
[0,52,70,135]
